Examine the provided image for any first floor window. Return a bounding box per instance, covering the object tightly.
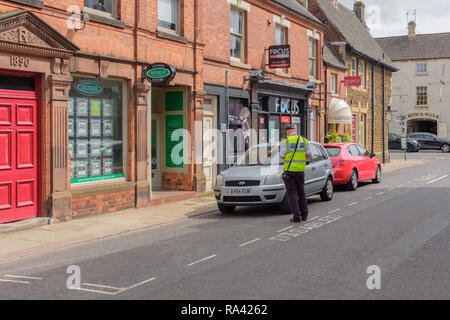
[69,77,124,183]
[275,25,286,45]
[416,86,428,105]
[351,58,357,76]
[360,61,366,88]
[230,8,244,60]
[84,0,117,18]
[331,74,337,93]
[158,0,179,32]
[309,39,317,78]
[416,62,427,74]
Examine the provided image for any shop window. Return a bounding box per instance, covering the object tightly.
[158,0,180,33]
[230,8,245,61]
[416,86,428,106]
[69,77,124,183]
[308,39,317,78]
[84,0,117,19]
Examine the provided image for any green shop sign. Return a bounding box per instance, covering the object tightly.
[75,81,103,96]
[144,63,176,84]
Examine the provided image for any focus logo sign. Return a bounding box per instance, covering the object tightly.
[75,81,103,96]
[268,45,291,68]
[144,62,176,84]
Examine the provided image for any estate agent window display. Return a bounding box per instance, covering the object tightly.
[69,77,124,184]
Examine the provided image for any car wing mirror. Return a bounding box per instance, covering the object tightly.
[370,152,376,158]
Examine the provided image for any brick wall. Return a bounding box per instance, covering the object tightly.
[72,189,135,218]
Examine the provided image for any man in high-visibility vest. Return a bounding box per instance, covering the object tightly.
[280,125,311,223]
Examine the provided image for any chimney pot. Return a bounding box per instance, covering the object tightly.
[354,1,365,24]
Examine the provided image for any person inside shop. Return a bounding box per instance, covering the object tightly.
[279,124,311,223]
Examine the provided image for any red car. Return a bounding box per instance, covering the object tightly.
[323,143,382,190]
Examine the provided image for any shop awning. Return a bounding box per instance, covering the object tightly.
[328,98,352,124]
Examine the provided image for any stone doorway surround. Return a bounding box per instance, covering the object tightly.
[0,9,79,223]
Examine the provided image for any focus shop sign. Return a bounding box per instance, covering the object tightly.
[144,63,176,84]
[268,45,291,68]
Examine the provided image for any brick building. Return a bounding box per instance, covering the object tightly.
[308,0,398,162]
[0,0,205,223]
[201,0,327,187]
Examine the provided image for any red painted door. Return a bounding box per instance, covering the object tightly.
[0,96,38,223]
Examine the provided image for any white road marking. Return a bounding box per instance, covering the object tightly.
[397,184,404,187]
[328,209,341,213]
[0,279,30,284]
[388,187,395,191]
[70,287,116,295]
[186,255,217,266]
[82,283,121,290]
[277,226,293,233]
[364,196,373,200]
[377,192,384,196]
[116,277,156,294]
[347,202,358,207]
[3,275,42,280]
[238,238,261,247]
[426,175,448,184]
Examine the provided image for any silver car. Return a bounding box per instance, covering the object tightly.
[214,142,335,213]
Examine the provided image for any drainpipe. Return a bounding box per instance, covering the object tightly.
[324,63,328,140]
[225,70,229,167]
[371,63,375,155]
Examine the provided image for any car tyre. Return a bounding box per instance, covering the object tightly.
[279,195,292,214]
[372,166,382,184]
[218,204,235,214]
[320,176,334,201]
[441,144,450,153]
[347,169,358,191]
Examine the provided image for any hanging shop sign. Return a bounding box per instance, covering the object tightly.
[344,76,362,87]
[280,116,291,123]
[75,80,104,96]
[144,63,177,84]
[268,45,291,68]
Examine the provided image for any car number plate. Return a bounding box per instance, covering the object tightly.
[227,188,252,195]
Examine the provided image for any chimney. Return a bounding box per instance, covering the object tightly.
[354,1,365,24]
[408,21,416,40]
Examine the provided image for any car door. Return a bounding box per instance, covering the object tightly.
[412,134,427,148]
[308,144,326,193]
[346,144,364,180]
[389,134,400,149]
[356,145,374,180]
[427,134,441,149]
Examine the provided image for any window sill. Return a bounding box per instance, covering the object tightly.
[415,72,428,76]
[71,179,133,197]
[8,0,43,9]
[415,105,429,109]
[230,59,251,70]
[156,28,187,44]
[85,11,125,28]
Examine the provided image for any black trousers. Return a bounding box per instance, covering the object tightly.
[283,171,308,221]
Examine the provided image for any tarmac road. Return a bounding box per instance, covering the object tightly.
[0,152,448,300]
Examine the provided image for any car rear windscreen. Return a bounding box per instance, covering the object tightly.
[324,147,341,157]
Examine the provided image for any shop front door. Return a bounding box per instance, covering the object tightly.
[203,97,217,191]
[0,93,38,223]
[151,116,161,190]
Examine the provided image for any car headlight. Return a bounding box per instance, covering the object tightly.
[216,174,224,186]
[264,174,282,185]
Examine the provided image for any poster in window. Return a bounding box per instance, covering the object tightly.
[76,140,88,158]
[77,119,88,137]
[69,140,74,159]
[68,119,74,137]
[90,119,101,136]
[90,139,102,157]
[69,97,75,116]
[90,99,101,117]
[103,119,113,136]
[103,99,113,116]
[77,160,88,178]
[76,98,88,116]
[104,159,113,175]
[90,160,101,176]
[71,160,76,179]
[103,140,113,156]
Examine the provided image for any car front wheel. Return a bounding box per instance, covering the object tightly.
[441,144,450,153]
[320,177,334,201]
[218,204,235,214]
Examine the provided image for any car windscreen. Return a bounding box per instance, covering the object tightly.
[324,147,341,157]
[235,145,282,166]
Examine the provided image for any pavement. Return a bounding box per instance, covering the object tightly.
[0,152,448,300]
[0,153,427,264]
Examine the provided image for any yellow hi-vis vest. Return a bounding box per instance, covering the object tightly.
[283,135,308,172]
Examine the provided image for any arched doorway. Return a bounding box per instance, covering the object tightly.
[407,118,437,135]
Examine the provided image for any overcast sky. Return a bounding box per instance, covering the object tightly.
[339,0,450,38]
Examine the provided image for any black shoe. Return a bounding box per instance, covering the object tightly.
[290,218,301,223]
[301,215,308,221]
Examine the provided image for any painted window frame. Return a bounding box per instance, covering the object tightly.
[416,62,428,75]
[230,7,245,62]
[84,0,118,19]
[158,0,181,35]
[330,73,337,94]
[359,60,366,88]
[308,38,317,79]
[351,57,357,76]
[416,86,428,106]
